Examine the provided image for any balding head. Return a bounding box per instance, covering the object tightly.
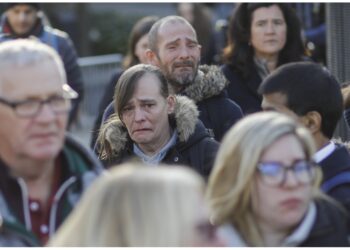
[148,15,197,54]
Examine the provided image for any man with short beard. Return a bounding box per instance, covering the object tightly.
[145,16,243,141]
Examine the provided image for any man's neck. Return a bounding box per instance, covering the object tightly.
[169,82,185,94]
[314,132,330,151]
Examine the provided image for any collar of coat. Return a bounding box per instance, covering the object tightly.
[177,64,229,103]
[99,95,199,158]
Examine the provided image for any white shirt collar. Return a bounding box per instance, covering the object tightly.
[313,141,336,163]
[282,202,317,247]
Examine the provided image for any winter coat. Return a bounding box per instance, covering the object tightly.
[300,199,349,246]
[219,199,349,247]
[221,64,263,115]
[98,96,219,179]
[319,142,350,213]
[0,134,103,246]
[98,65,243,142]
[0,15,84,126]
[178,65,243,141]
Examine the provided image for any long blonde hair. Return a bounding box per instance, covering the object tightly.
[48,163,205,247]
[206,112,323,246]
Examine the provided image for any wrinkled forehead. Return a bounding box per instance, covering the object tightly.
[158,19,197,40]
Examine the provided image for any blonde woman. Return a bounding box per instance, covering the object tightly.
[48,163,225,247]
[207,112,349,247]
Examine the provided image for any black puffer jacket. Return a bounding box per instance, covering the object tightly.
[97,96,219,179]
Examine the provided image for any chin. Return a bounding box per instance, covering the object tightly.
[29,144,62,161]
[280,211,306,229]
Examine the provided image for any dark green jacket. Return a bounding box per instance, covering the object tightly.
[0,134,103,246]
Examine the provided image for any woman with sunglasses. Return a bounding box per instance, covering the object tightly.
[206,112,349,247]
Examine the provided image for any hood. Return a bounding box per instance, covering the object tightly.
[180,65,229,103]
[98,95,199,160]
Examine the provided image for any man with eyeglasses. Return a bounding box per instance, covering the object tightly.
[0,3,84,128]
[259,62,350,217]
[0,39,102,246]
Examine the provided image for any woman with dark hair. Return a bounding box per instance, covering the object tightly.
[91,16,159,147]
[222,3,307,114]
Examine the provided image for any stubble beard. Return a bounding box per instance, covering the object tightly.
[164,62,199,93]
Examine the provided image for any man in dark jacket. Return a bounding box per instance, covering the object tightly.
[0,3,84,127]
[259,62,350,215]
[145,15,243,141]
[0,39,102,246]
[97,64,219,179]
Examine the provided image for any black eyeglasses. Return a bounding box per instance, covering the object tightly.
[257,160,316,187]
[0,95,73,118]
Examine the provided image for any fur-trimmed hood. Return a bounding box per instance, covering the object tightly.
[97,95,199,159]
[180,65,229,103]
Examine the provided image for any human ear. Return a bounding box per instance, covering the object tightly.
[301,111,322,133]
[145,49,160,66]
[166,95,176,114]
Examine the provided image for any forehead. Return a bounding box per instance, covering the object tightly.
[0,60,64,99]
[157,21,197,45]
[252,5,284,20]
[131,73,162,99]
[260,134,305,163]
[8,4,37,12]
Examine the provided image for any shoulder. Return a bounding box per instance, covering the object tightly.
[302,198,349,246]
[63,134,104,174]
[44,26,69,40]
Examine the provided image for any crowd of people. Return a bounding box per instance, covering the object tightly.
[0,2,349,247]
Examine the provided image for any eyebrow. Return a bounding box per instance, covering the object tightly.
[165,37,198,47]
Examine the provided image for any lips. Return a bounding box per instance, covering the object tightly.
[280,198,302,209]
[132,128,151,135]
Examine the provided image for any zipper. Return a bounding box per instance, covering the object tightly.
[17,178,31,231]
[49,176,77,236]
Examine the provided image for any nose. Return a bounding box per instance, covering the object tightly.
[283,169,299,188]
[35,103,56,122]
[18,12,27,22]
[133,107,146,122]
[179,45,190,59]
[266,22,275,34]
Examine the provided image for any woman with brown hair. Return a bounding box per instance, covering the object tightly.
[221,3,307,114]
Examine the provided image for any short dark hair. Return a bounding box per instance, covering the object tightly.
[114,64,169,121]
[259,62,343,139]
[148,15,195,54]
[223,3,305,79]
